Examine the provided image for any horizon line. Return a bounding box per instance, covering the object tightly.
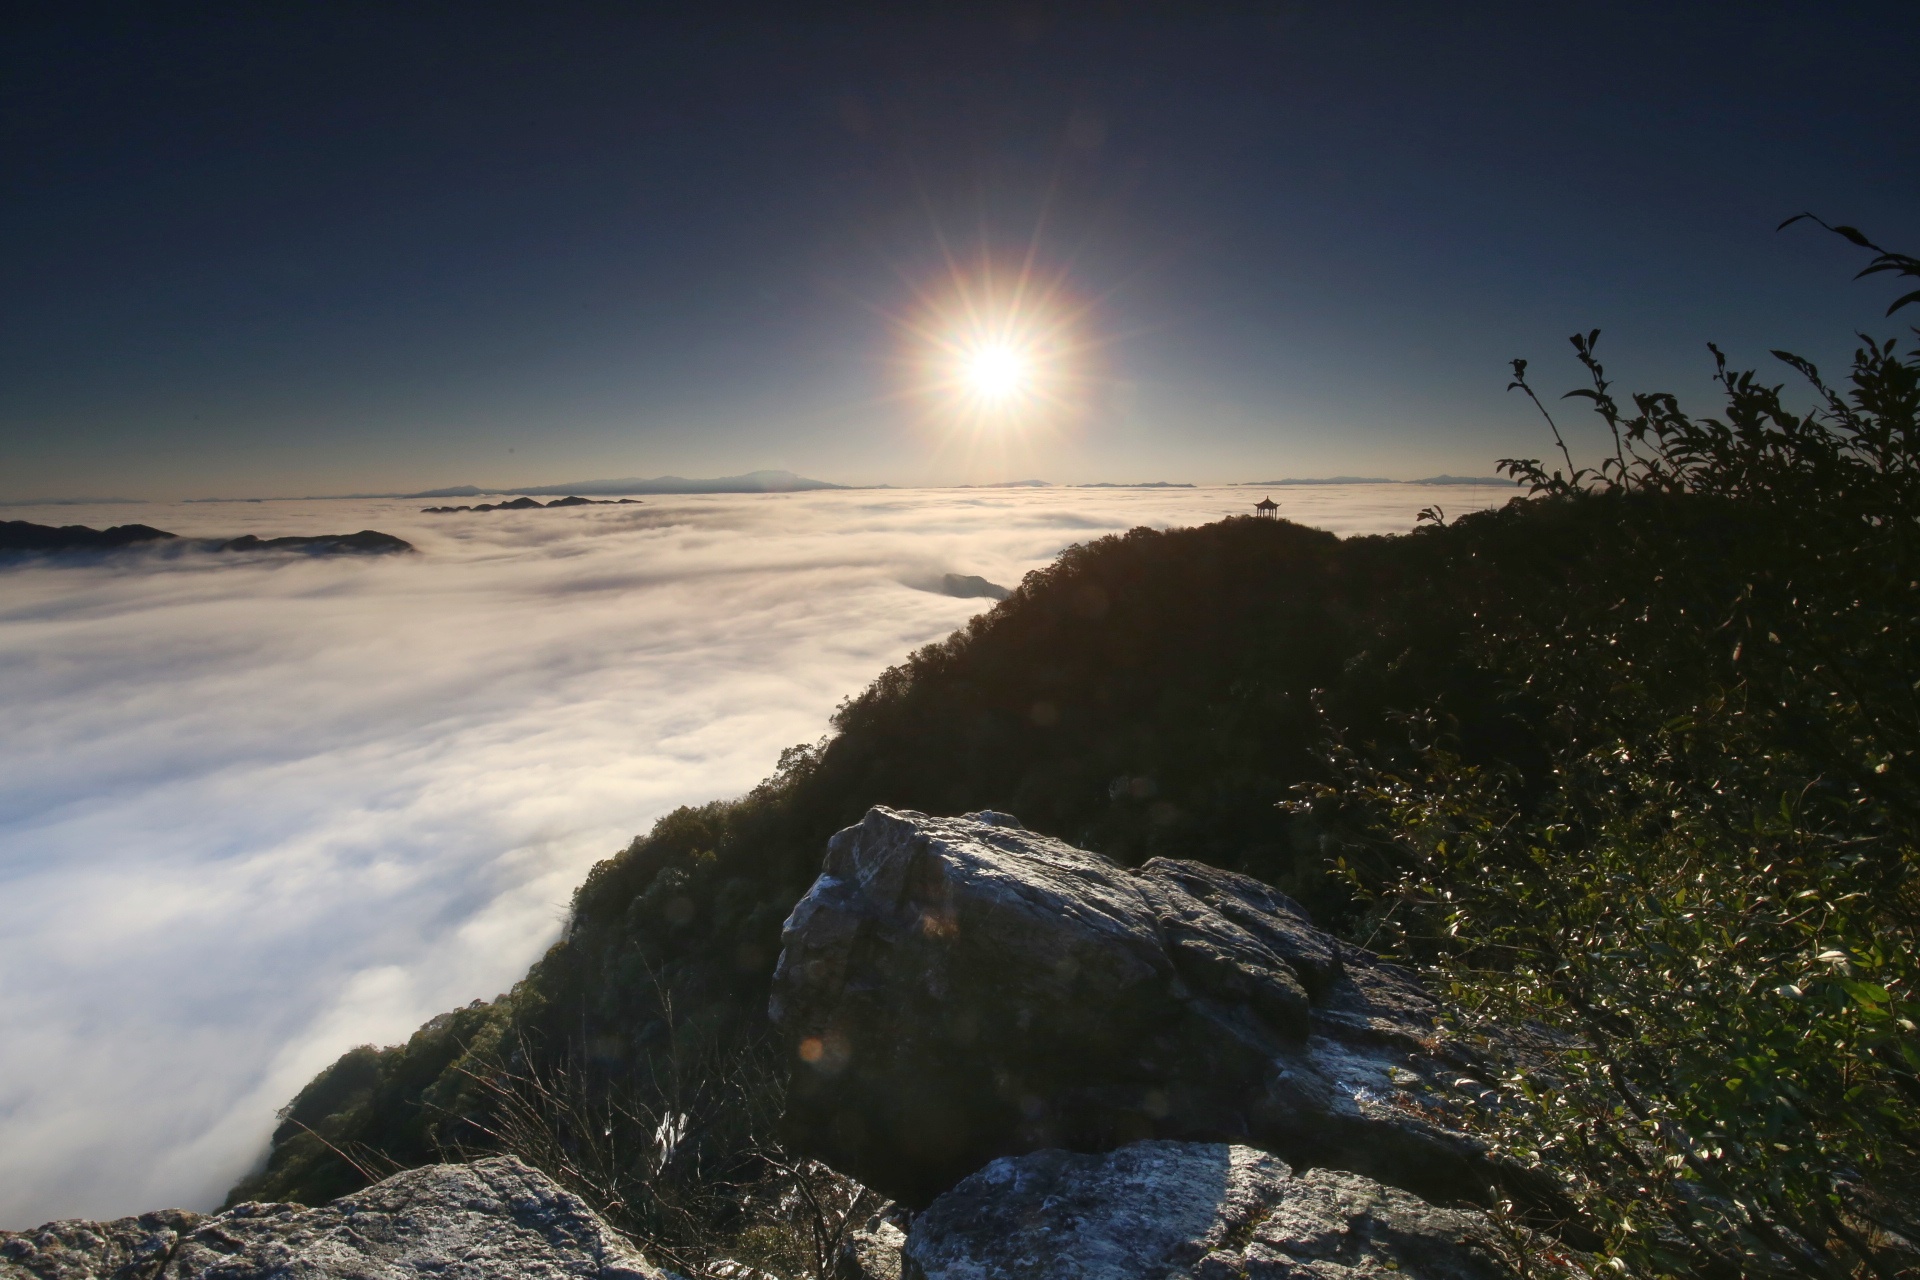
[2,473,1518,506]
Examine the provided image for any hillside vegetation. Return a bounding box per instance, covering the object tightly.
[235,230,1919,1280]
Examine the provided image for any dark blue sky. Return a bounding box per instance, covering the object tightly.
[3,3,1915,499]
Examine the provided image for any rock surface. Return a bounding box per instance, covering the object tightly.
[0,1157,667,1280]
[840,1212,910,1280]
[0,1211,202,1280]
[770,808,1505,1208]
[903,1140,1516,1280]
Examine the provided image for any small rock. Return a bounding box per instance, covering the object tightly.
[840,1211,909,1280]
[902,1140,1516,1280]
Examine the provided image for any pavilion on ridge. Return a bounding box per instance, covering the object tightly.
[1254,496,1279,518]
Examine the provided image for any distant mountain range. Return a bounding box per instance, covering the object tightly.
[1239,475,1513,486]
[957,477,1509,491]
[1074,481,1196,489]
[421,496,641,513]
[0,496,148,507]
[407,470,846,498]
[1,519,412,556]
[957,480,1195,489]
[168,471,843,502]
[144,470,1519,505]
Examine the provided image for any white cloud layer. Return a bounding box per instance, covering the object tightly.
[0,483,1513,1227]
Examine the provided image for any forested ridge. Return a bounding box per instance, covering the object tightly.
[235,231,1920,1279]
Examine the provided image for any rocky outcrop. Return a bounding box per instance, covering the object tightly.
[770,808,1506,1209]
[0,1158,667,1280]
[903,1140,1519,1280]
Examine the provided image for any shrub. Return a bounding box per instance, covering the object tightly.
[1298,225,1920,1278]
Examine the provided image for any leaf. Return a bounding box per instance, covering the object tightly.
[1885,288,1920,316]
[1778,211,1874,248]
[1840,979,1891,1008]
[1769,350,1821,383]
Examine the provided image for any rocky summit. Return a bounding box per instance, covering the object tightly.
[769,807,1509,1209]
[905,1140,1519,1280]
[0,1157,668,1280]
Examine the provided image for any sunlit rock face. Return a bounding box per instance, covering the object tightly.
[770,808,1498,1209]
[903,1140,1516,1280]
[0,1158,665,1280]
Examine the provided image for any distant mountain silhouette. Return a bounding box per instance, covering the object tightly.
[0,520,175,552]
[940,573,1012,601]
[1239,475,1514,486]
[216,531,413,554]
[408,470,844,498]
[1,520,412,557]
[1239,476,1393,485]
[422,496,641,513]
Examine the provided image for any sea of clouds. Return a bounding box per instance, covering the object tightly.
[0,482,1514,1228]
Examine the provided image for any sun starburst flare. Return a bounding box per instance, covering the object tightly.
[884,249,1103,486]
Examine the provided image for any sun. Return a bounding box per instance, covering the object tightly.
[906,283,1079,427]
[884,247,1101,476]
[964,343,1029,403]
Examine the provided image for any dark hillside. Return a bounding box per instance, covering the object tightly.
[229,502,1617,1212]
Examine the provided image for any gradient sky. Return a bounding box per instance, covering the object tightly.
[4,2,1915,501]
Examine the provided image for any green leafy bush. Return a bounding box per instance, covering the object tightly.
[1298,226,1920,1277]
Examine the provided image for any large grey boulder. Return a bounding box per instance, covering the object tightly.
[770,808,1507,1209]
[0,1157,669,1280]
[903,1140,1517,1280]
